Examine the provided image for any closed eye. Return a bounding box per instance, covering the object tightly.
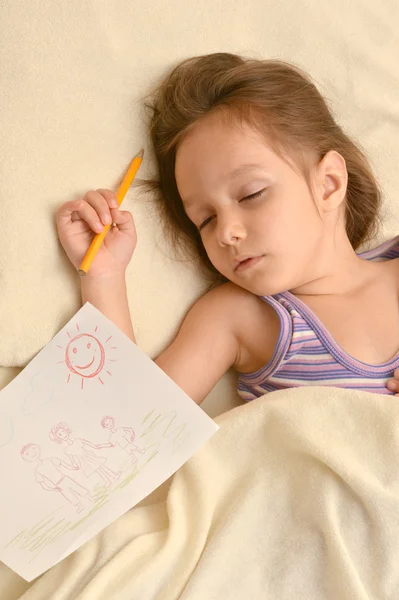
[240,188,266,203]
[198,215,214,231]
[198,188,267,232]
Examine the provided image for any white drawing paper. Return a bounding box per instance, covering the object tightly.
[0,302,219,581]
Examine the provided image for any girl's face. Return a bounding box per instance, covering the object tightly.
[57,428,69,441]
[175,113,345,296]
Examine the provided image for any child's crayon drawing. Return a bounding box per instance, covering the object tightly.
[98,416,146,466]
[140,409,192,453]
[21,443,91,514]
[10,409,190,562]
[0,302,218,582]
[49,422,121,488]
[57,322,117,389]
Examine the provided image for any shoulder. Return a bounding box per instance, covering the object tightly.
[194,282,277,345]
[198,281,275,319]
[172,281,257,358]
[188,282,254,328]
[200,283,281,372]
[196,281,259,310]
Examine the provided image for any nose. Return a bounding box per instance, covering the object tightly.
[216,213,246,246]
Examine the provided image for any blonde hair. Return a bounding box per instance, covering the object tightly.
[137,52,381,280]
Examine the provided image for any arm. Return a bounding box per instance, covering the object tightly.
[66,455,79,469]
[81,274,135,342]
[121,428,145,453]
[35,473,57,491]
[122,427,135,441]
[154,284,241,404]
[59,459,78,471]
[81,439,104,450]
[40,481,57,491]
[56,190,247,406]
[130,445,146,453]
[82,278,241,405]
[55,189,137,342]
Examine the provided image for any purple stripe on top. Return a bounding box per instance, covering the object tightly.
[237,235,399,401]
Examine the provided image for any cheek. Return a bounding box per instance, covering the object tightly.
[199,235,217,261]
[203,240,225,270]
[269,193,319,235]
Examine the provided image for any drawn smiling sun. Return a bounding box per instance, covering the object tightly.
[57,324,117,389]
[66,333,104,376]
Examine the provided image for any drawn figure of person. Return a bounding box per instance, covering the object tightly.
[98,416,146,465]
[21,443,90,514]
[49,422,121,488]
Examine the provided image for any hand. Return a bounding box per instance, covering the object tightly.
[386,369,399,396]
[55,189,137,278]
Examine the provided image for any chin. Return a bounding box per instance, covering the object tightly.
[234,273,292,297]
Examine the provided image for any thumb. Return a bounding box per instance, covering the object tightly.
[110,208,135,232]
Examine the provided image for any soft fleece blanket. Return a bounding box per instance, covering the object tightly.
[2,385,399,599]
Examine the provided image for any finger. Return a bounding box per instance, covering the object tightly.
[394,368,399,379]
[386,379,397,392]
[84,190,114,226]
[55,200,86,227]
[110,209,135,232]
[58,199,105,234]
[95,189,119,209]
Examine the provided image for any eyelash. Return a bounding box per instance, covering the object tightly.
[198,188,266,232]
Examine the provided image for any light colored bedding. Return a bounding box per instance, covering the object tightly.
[0,0,399,415]
[1,2,399,596]
[2,385,399,599]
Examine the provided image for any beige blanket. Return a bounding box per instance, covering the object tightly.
[2,385,399,599]
[1,0,399,378]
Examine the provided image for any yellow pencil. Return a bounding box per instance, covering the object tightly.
[78,149,144,276]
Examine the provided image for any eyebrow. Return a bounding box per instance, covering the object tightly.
[182,163,265,208]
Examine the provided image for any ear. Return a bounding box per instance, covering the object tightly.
[316,150,348,213]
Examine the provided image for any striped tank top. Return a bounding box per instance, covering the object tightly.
[237,235,399,402]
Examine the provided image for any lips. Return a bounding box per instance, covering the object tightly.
[234,255,264,272]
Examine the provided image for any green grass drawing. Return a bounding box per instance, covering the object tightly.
[70,496,110,531]
[141,409,155,424]
[140,410,192,449]
[6,409,190,566]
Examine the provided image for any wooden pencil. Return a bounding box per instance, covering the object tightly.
[78,149,144,276]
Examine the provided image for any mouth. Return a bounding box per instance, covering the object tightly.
[234,255,264,272]
[75,356,95,369]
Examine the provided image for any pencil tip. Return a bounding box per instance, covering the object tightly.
[136,149,144,159]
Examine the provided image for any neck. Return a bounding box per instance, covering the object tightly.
[290,226,376,298]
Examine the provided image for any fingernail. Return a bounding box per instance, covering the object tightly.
[103,213,112,224]
[110,199,118,208]
[95,222,104,232]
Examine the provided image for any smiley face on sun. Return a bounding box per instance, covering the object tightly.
[66,333,105,377]
[57,324,117,389]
